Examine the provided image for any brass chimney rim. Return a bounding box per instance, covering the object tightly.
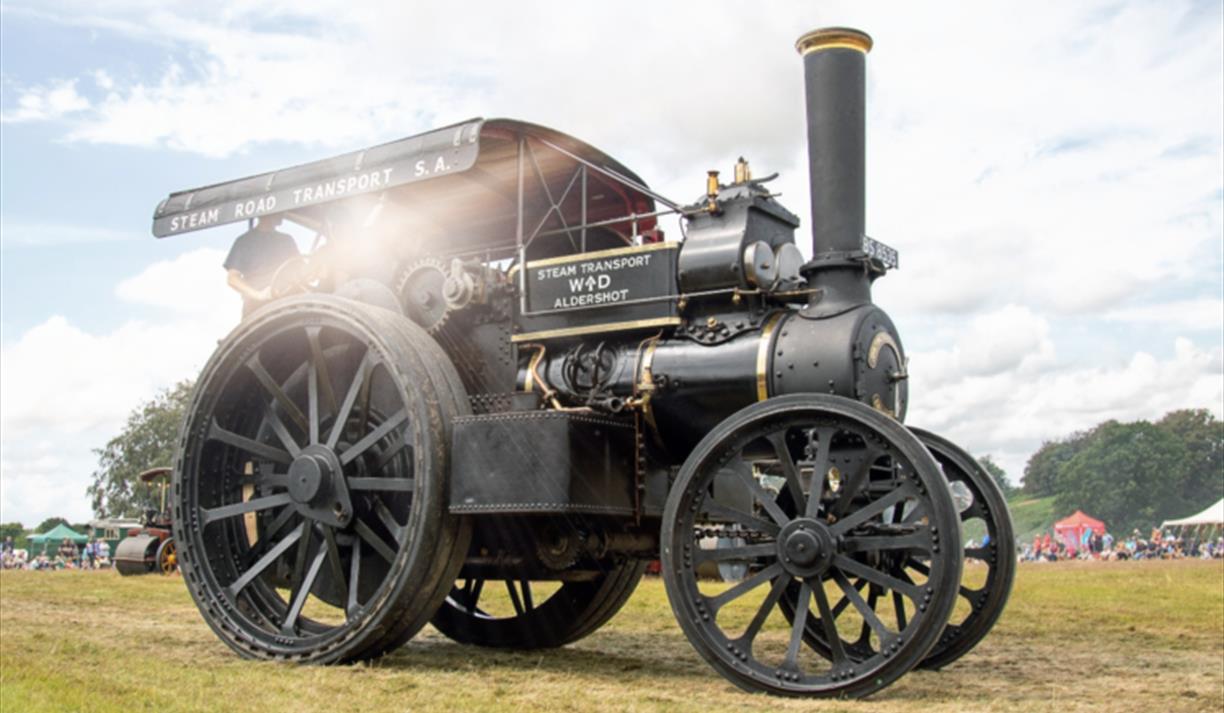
[795,27,873,56]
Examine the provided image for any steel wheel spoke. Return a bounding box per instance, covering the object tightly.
[208,420,292,465]
[833,555,921,602]
[339,408,408,466]
[327,350,373,449]
[841,533,930,554]
[813,582,848,666]
[321,525,347,604]
[506,580,526,616]
[348,477,415,493]
[246,353,308,434]
[307,360,320,445]
[731,466,790,527]
[707,562,784,614]
[830,487,912,536]
[353,518,397,563]
[305,326,338,419]
[701,502,780,536]
[346,538,362,614]
[783,581,811,671]
[283,545,327,634]
[906,558,931,577]
[253,469,289,490]
[965,547,988,560]
[370,496,405,542]
[893,591,908,630]
[734,573,789,647]
[262,401,302,459]
[695,542,776,564]
[227,525,304,597]
[835,573,891,645]
[286,521,314,604]
[766,431,806,512]
[521,580,533,612]
[830,578,866,619]
[374,439,411,473]
[240,506,296,568]
[463,578,486,613]
[803,428,835,518]
[833,447,884,516]
[202,493,293,525]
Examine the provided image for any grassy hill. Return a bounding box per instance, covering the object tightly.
[961,494,1056,545]
[1005,495,1057,542]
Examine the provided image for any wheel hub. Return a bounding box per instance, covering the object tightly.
[777,518,834,578]
[288,455,327,504]
[287,444,353,528]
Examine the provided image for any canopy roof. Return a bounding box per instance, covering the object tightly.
[1053,510,1106,534]
[1162,498,1224,528]
[151,118,663,258]
[28,523,88,544]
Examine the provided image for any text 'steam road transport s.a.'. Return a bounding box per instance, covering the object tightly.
[151,27,1014,699]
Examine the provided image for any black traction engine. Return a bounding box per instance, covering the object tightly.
[153,27,1014,698]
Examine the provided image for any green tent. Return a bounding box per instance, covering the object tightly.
[28,523,89,556]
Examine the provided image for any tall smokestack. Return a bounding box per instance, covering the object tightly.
[795,27,874,312]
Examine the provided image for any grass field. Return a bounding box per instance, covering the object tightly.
[1,560,1221,712]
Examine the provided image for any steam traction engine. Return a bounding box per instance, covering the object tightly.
[154,28,1013,698]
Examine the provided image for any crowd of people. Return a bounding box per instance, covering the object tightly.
[0,535,112,571]
[1020,527,1224,562]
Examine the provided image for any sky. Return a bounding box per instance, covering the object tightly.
[1,1,1221,526]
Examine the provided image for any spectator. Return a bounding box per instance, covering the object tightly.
[98,539,111,567]
[57,537,77,563]
[1,536,13,555]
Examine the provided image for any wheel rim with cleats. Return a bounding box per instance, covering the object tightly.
[173,295,466,662]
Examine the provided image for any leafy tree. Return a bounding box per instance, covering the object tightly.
[0,522,26,548]
[1053,420,1189,534]
[1155,409,1224,507]
[36,517,69,533]
[977,455,1015,496]
[1022,426,1099,496]
[87,380,194,518]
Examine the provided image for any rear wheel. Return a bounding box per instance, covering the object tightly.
[910,428,1015,670]
[174,295,467,663]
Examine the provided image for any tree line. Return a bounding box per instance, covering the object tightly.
[1022,409,1223,534]
[14,380,1217,547]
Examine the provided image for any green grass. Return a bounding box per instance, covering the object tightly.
[2,560,1221,712]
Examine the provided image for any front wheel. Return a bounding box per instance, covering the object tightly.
[156,538,177,575]
[661,395,962,698]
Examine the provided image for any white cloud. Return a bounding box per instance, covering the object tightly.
[0,249,238,524]
[0,221,141,248]
[912,305,1057,387]
[0,78,90,122]
[909,336,1224,485]
[1104,299,1224,332]
[0,0,1220,519]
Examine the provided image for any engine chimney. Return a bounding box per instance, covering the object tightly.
[795,27,874,315]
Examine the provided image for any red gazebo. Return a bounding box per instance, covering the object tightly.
[1053,510,1106,550]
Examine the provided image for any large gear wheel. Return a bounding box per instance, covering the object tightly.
[394,258,450,333]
